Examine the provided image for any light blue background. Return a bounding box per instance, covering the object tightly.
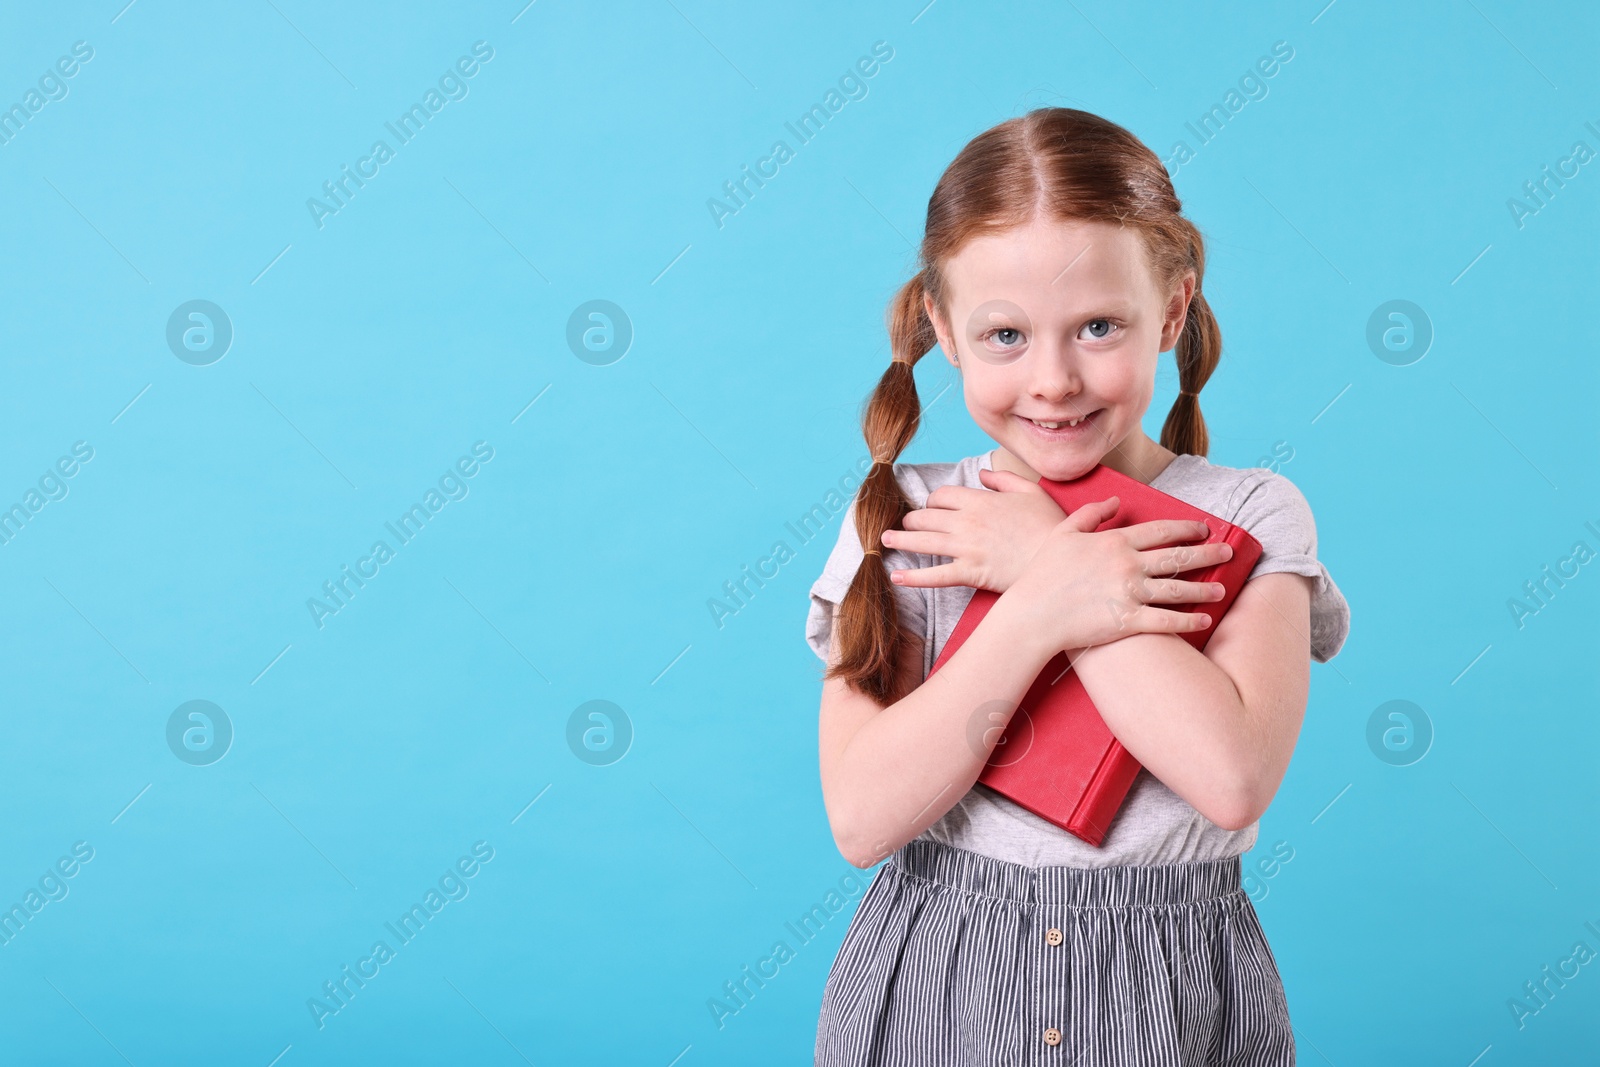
[1,1,1596,1063]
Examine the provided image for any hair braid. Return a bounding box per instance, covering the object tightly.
[1158,228,1222,457]
[824,273,937,705]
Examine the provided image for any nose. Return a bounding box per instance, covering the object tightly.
[1026,334,1082,403]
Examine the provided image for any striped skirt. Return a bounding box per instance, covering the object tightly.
[814,839,1294,1066]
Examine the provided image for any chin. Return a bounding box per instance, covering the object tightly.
[1011,446,1102,483]
[1037,459,1101,483]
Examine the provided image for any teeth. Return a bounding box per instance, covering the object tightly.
[1031,415,1088,429]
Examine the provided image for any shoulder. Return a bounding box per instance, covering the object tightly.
[1162,454,1317,553]
[801,454,984,662]
[1162,454,1349,662]
[886,452,989,504]
[812,453,987,593]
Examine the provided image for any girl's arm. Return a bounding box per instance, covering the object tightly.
[884,470,1321,831]
[1065,570,1315,830]
[818,593,1061,869]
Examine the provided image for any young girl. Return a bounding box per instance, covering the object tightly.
[805,108,1350,1066]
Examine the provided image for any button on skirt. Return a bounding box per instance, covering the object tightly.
[814,839,1294,1066]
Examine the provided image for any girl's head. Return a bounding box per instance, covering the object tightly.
[831,107,1222,704]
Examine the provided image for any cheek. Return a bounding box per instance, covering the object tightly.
[1095,361,1155,405]
[961,374,1015,431]
[964,370,1022,417]
[959,367,996,402]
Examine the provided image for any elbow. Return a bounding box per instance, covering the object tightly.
[1209,804,1259,834]
[825,787,896,869]
[1201,746,1287,832]
[834,831,886,870]
[840,846,879,870]
[825,796,869,869]
[831,824,866,868]
[831,819,894,871]
[1206,781,1270,833]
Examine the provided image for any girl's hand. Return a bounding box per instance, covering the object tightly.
[1003,496,1236,655]
[882,468,1066,593]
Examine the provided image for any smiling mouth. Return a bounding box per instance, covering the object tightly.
[1019,410,1101,433]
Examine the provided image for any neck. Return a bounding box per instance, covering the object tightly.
[993,431,1178,486]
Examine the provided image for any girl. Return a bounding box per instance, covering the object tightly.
[805,108,1350,1066]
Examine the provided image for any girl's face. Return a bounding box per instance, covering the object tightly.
[924,216,1194,484]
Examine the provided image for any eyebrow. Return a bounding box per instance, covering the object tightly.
[974,302,1139,320]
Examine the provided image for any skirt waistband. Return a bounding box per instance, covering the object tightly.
[890,838,1242,907]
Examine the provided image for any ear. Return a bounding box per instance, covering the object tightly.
[1159,271,1197,353]
[922,292,960,367]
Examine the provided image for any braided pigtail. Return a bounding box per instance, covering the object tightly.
[824,273,939,706]
[1158,228,1222,458]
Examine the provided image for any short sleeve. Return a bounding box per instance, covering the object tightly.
[804,496,929,663]
[1228,472,1350,663]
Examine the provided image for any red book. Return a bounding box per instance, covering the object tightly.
[924,462,1263,846]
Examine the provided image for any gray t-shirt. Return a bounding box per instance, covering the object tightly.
[805,448,1351,869]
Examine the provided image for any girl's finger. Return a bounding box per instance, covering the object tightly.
[1138,538,1233,577]
[899,507,958,533]
[880,527,955,557]
[1137,577,1226,604]
[924,484,1002,511]
[1121,517,1213,552]
[1064,495,1118,531]
[1126,603,1214,634]
[887,561,968,588]
[979,468,1045,494]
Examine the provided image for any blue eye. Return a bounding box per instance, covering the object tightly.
[972,326,1024,358]
[1081,319,1118,340]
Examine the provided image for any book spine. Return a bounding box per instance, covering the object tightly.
[1069,742,1143,846]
